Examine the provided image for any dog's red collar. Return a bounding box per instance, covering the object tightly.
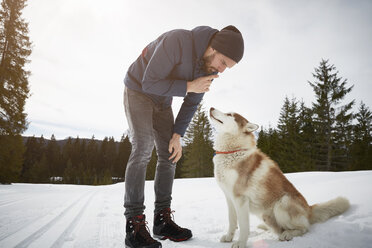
[214,149,249,155]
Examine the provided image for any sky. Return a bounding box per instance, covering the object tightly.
[21,0,372,141]
[1,171,372,247]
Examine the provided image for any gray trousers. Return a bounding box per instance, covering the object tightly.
[123,87,176,218]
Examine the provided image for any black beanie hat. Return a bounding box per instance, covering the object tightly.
[210,25,244,63]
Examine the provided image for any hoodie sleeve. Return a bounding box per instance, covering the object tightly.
[173,92,204,136]
[141,34,188,97]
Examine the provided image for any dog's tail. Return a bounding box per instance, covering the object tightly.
[309,197,350,224]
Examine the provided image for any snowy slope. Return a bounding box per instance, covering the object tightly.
[1,171,372,248]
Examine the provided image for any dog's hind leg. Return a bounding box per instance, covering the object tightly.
[279,228,308,241]
[278,213,309,241]
[231,196,250,248]
[220,195,237,243]
[262,213,283,235]
[273,196,310,241]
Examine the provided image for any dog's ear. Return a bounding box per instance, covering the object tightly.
[246,123,259,133]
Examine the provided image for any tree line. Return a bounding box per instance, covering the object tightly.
[258,60,371,172]
[9,102,213,184]
[0,100,214,184]
[177,59,371,177]
[20,135,131,185]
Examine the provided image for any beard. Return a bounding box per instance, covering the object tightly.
[202,53,218,74]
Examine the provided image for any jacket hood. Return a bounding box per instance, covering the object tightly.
[191,26,219,60]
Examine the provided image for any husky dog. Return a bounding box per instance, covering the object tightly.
[209,107,350,248]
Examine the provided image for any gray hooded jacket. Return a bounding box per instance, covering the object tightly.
[124,26,218,136]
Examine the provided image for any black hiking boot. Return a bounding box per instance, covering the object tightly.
[125,215,162,248]
[153,208,192,242]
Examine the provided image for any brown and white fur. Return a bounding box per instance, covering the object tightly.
[209,107,350,248]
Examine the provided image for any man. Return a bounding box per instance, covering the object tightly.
[123,25,244,248]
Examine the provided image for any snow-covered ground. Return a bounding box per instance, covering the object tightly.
[1,171,372,248]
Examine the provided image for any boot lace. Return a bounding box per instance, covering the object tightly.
[132,219,156,244]
[160,209,183,231]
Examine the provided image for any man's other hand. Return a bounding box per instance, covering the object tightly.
[168,133,182,163]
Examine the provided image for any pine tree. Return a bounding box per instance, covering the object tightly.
[21,136,39,182]
[46,134,60,178]
[98,137,108,177]
[0,0,32,135]
[276,96,302,172]
[333,101,354,170]
[174,153,185,179]
[101,169,112,185]
[63,158,74,184]
[82,166,94,185]
[257,125,280,163]
[79,139,87,170]
[0,0,31,183]
[106,137,117,174]
[71,136,81,167]
[61,137,73,180]
[0,134,24,183]
[76,161,84,184]
[86,136,99,183]
[309,59,354,171]
[350,102,372,170]
[96,136,116,182]
[115,134,131,180]
[257,128,269,152]
[30,153,49,183]
[297,100,316,171]
[0,1,31,183]
[182,103,214,178]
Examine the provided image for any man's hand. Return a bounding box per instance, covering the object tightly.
[168,133,182,163]
[187,75,219,93]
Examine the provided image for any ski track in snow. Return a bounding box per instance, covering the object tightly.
[1,171,372,248]
[0,196,35,208]
[0,185,110,248]
[0,190,94,247]
[0,193,82,242]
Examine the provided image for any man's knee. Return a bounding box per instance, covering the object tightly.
[129,140,154,162]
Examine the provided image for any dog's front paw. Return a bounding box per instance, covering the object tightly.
[220,233,234,242]
[231,241,246,248]
[279,230,294,241]
[257,223,269,230]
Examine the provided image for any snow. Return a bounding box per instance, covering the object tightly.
[1,171,372,248]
